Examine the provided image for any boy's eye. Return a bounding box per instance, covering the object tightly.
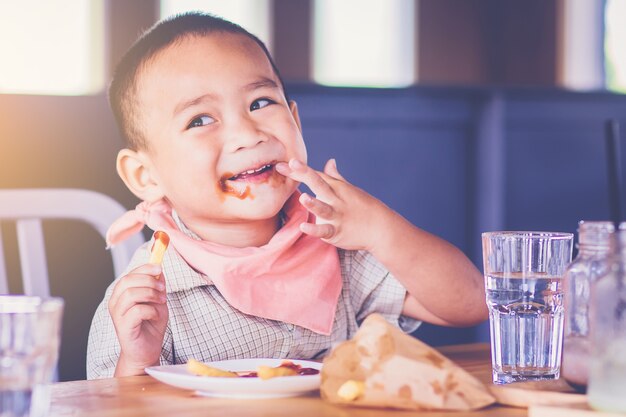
[250,98,275,111]
[187,115,215,129]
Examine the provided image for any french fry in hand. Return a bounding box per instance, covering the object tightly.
[149,231,170,266]
[257,362,299,380]
[186,358,239,378]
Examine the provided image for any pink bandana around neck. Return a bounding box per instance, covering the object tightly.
[106,192,342,335]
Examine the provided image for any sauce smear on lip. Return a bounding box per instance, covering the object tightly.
[217,164,287,201]
[218,172,253,200]
[269,167,287,188]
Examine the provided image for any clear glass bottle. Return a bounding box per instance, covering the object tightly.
[562,221,614,390]
[588,229,626,413]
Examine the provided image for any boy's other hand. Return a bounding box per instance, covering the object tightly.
[276,158,390,251]
[278,158,487,327]
[108,263,168,377]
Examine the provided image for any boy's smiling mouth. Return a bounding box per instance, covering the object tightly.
[217,161,283,200]
[227,162,275,182]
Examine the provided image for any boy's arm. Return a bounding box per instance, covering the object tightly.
[367,207,487,326]
[276,159,487,327]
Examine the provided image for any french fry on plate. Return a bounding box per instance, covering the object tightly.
[187,359,239,378]
[257,362,299,380]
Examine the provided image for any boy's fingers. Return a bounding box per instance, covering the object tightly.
[285,159,335,201]
[300,222,335,240]
[276,159,334,200]
[132,263,163,277]
[124,304,162,326]
[299,193,335,220]
[323,159,345,181]
[110,286,165,319]
[114,287,167,318]
[109,268,165,310]
[274,161,292,176]
[110,273,164,306]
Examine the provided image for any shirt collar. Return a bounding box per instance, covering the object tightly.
[160,210,211,293]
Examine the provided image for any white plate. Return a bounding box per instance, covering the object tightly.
[145,358,322,399]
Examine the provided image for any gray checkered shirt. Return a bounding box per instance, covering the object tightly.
[87,230,420,379]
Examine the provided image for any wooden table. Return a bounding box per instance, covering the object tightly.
[50,343,529,417]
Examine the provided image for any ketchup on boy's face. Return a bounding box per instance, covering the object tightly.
[217,163,287,201]
[218,172,253,200]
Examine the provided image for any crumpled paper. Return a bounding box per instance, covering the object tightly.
[321,314,496,411]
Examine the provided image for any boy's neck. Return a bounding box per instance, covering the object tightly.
[188,214,282,248]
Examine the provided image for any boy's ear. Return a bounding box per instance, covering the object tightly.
[289,100,302,132]
[116,148,165,202]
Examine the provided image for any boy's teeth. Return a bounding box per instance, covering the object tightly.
[232,164,272,179]
[245,164,270,175]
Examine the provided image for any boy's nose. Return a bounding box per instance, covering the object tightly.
[224,115,269,152]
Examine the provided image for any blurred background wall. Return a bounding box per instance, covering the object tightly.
[1,0,625,381]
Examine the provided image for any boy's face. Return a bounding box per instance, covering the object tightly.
[133,32,307,230]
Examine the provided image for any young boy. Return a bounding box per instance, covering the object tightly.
[87,12,487,379]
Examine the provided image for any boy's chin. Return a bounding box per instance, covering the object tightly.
[232,187,296,219]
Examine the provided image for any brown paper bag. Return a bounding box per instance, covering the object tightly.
[321,314,496,411]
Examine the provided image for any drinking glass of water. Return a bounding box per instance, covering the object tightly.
[482,231,573,384]
[0,296,64,417]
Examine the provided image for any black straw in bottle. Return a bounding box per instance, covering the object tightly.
[604,119,625,316]
[605,119,622,232]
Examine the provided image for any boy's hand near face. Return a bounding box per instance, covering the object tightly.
[108,264,168,377]
[276,158,488,328]
[276,158,388,251]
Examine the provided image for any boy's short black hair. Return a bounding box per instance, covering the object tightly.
[109,12,287,150]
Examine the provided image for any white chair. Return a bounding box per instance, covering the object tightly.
[0,188,144,296]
